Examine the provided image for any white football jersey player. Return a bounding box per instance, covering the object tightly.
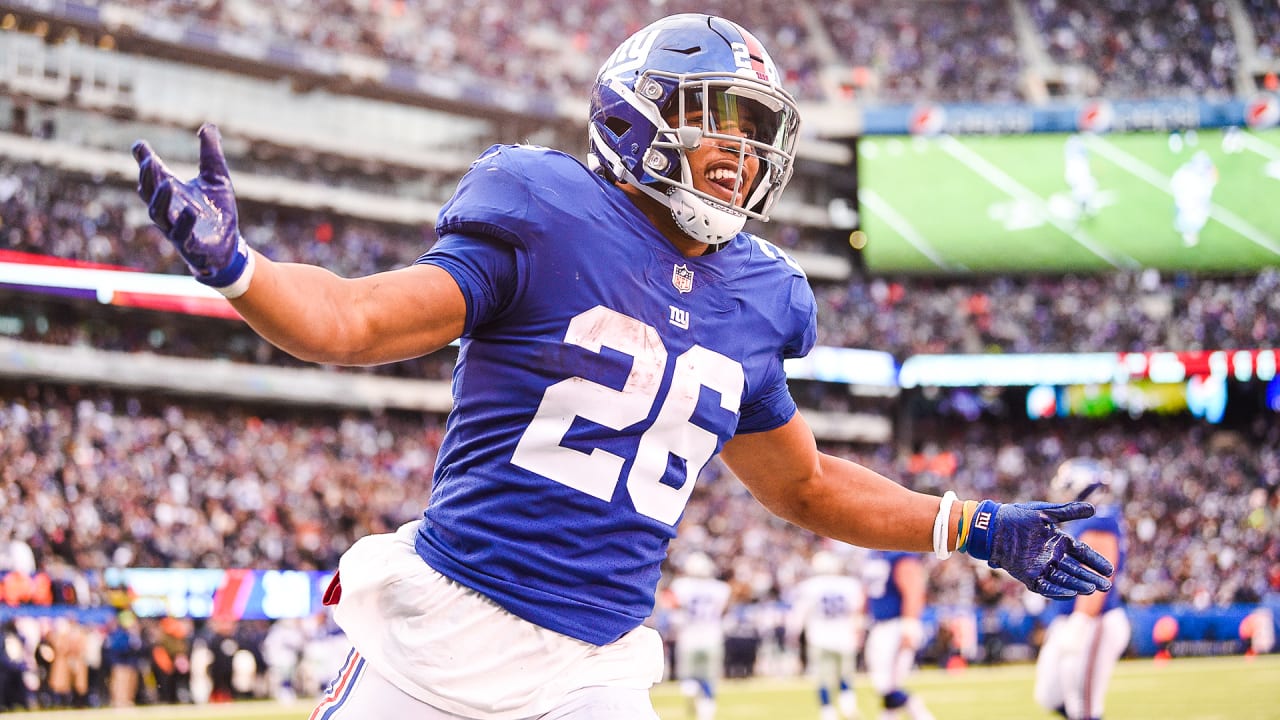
[1063,135,1099,219]
[668,552,732,720]
[786,551,865,720]
[1170,150,1218,246]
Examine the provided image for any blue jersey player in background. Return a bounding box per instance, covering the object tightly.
[862,551,934,720]
[1033,459,1129,720]
[130,13,1115,719]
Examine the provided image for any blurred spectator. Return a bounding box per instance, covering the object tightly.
[150,616,192,705]
[1245,0,1280,65]
[0,619,31,710]
[103,611,144,708]
[45,616,88,707]
[203,618,239,704]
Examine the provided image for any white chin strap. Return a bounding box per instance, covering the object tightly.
[667,187,746,245]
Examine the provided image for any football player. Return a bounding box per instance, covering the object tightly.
[1063,135,1099,221]
[862,551,934,720]
[131,13,1114,719]
[785,550,866,720]
[1170,150,1218,246]
[666,552,731,720]
[1033,459,1129,720]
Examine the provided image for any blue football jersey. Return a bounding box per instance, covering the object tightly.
[863,551,916,622]
[413,145,817,645]
[1065,503,1126,614]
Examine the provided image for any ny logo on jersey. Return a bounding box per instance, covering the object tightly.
[669,306,690,330]
[672,264,694,293]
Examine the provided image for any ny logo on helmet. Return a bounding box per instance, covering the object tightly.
[598,28,661,81]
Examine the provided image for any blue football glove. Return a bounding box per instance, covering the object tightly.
[963,500,1114,599]
[132,123,251,292]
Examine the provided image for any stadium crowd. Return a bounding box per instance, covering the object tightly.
[0,161,432,281]
[1028,0,1239,100]
[7,260,1280,384]
[812,268,1280,356]
[0,381,1275,708]
[4,161,1279,369]
[0,384,436,708]
[0,384,440,573]
[13,0,1277,104]
[818,0,1025,104]
[1246,0,1280,67]
[0,608,346,709]
[1,0,1279,711]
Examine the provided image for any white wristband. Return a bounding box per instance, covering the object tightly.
[215,245,256,299]
[933,490,958,560]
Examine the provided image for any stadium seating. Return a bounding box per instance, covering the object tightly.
[0,0,1277,709]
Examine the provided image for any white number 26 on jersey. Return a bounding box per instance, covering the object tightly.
[510,306,744,526]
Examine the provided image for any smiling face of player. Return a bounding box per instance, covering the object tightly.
[675,105,762,210]
[619,95,766,257]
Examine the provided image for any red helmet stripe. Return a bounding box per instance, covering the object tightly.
[735,24,771,81]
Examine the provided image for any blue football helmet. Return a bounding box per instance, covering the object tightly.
[588,14,801,244]
[682,551,716,579]
[1051,458,1118,503]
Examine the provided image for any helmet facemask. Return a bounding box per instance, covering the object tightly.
[647,75,798,235]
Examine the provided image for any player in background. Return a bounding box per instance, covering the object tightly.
[1241,608,1275,658]
[861,552,933,720]
[785,550,866,720]
[130,13,1114,719]
[262,618,307,703]
[1063,135,1099,222]
[666,552,731,720]
[1220,125,1244,154]
[1033,459,1129,720]
[1170,150,1218,247]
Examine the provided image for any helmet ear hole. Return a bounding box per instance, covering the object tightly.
[604,117,632,138]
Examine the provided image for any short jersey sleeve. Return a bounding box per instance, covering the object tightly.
[783,273,818,360]
[435,145,537,247]
[416,233,518,335]
[736,382,798,434]
[415,145,547,333]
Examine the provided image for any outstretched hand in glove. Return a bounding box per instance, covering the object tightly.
[961,499,1114,599]
[132,123,254,297]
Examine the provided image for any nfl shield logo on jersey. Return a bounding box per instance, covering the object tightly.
[671,264,694,294]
